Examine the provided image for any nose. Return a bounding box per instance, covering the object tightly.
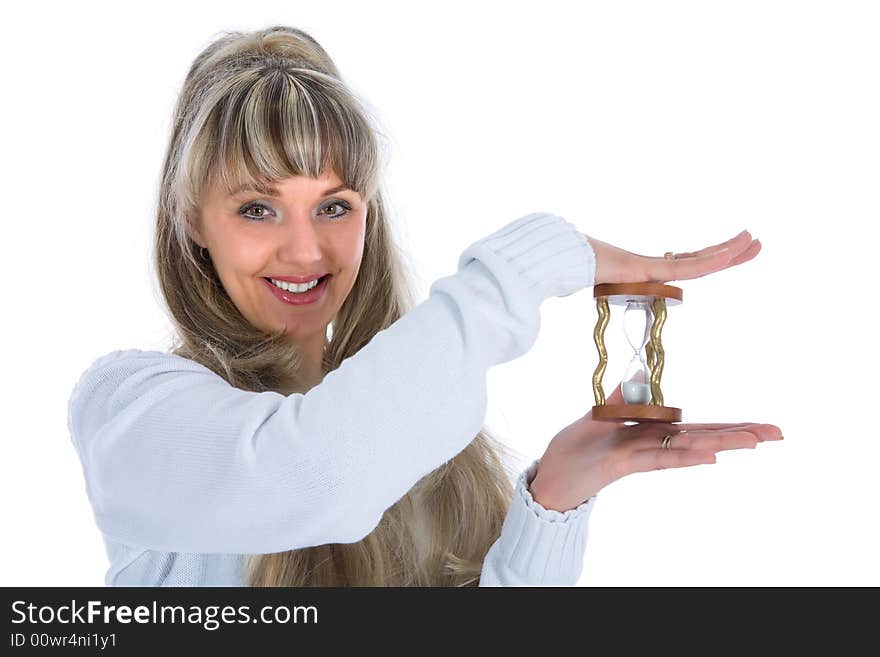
[276,212,324,267]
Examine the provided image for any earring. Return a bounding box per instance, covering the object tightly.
[200,246,207,259]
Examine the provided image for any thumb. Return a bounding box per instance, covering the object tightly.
[581,370,645,425]
[582,370,644,424]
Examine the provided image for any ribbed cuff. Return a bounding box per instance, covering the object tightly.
[457,212,596,303]
[493,459,597,586]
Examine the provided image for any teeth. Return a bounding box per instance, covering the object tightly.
[269,277,321,293]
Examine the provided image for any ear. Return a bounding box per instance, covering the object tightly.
[185,212,206,249]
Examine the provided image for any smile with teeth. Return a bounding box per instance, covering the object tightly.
[268,277,323,293]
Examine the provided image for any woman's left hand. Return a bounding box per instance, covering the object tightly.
[528,375,784,512]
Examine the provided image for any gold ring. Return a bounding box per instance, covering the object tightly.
[660,429,687,449]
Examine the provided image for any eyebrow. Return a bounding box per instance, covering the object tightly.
[227,183,353,198]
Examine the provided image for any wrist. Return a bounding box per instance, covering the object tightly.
[528,474,571,513]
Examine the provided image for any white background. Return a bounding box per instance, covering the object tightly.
[1,0,877,586]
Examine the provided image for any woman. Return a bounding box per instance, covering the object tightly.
[67,25,781,587]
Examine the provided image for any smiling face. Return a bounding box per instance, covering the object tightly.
[192,168,367,367]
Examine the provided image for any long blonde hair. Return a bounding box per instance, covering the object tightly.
[153,25,518,586]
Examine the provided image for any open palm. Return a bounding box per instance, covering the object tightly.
[528,376,783,512]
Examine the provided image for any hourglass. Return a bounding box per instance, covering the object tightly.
[590,282,683,423]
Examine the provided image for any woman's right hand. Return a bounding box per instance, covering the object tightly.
[581,229,761,286]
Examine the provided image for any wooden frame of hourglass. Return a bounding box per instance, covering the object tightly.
[591,282,683,423]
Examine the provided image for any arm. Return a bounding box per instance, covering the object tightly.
[67,212,596,554]
[478,460,596,587]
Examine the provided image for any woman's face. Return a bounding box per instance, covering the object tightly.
[194,168,367,356]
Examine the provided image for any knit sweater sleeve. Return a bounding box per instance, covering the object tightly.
[67,212,596,555]
[478,460,596,586]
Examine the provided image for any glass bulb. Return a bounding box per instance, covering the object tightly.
[620,301,652,404]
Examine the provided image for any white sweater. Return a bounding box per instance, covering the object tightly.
[67,212,598,586]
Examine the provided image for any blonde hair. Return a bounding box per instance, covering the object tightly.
[153,25,518,586]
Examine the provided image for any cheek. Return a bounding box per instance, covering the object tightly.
[226,236,271,272]
[350,235,365,268]
[342,215,367,269]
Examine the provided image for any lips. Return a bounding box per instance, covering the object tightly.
[262,274,331,306]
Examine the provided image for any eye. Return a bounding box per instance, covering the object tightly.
[238,199,353,222]
[239,202,273,222]
[321,199,352,219]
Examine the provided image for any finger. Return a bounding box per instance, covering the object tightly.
[636,422,783,446]
[585,371,643,420]
[664,230,752,260]
[664,422,784,442]
[660,249,738,282]
[653,234,760,283]
[628,429,754,452]
[605,373,644,405]
[728,239,761,267]
[626,449,717,474]
[653,422,752,431]
[664,430,759,452]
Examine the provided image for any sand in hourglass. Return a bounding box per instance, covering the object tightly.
[621,380,651,404]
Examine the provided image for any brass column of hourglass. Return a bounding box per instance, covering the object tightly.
[590,282,683,423]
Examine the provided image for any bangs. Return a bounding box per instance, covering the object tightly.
[206,68,379,201]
